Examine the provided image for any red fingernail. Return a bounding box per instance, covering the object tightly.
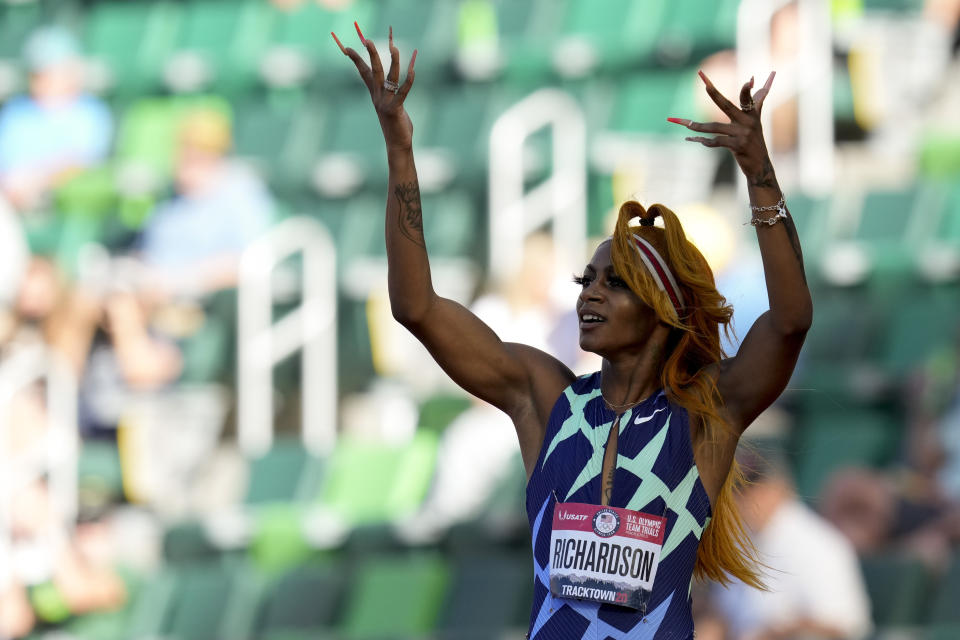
[355,21,365,43]
[411,49,418,64]
[698,70,705,81]
[331,32,343,49]
[667,117,686,125]
[389,26,393,42]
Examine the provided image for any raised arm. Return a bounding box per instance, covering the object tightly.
[333,26,573,468]
[669,72,813,432]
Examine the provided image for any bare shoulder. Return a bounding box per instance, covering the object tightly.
[502,342,576,474]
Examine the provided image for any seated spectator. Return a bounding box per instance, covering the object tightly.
[820,343,960,566]
[0,26,112,213]
[136,106,274,300]
[698,447,873,640]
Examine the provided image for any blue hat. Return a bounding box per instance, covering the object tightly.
[23,25,80,72]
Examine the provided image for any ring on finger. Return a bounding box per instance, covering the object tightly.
[383,79,399,94]
[740,97,755,112]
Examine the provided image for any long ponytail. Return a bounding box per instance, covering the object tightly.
[610,200,765,589]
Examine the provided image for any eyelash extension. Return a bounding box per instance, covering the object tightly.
[572,274,590,286]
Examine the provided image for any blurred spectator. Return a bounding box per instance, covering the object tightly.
[699,447,872,640]
[820,343,960,566]
[0,201,29,311]
[0,385,126,639]
[472,231,589,372]
[136,106,274,300]
[0,26,112,213]
[67,106,275,433]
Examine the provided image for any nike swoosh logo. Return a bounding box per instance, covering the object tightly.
[634,406,667,425]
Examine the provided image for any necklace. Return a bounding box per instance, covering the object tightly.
[600,390,642,411]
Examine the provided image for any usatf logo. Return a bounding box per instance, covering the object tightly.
[592,508,620,537]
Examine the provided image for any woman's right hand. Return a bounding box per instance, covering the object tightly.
[333,23,417,152]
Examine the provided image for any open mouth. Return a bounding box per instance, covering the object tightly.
[579,313,606,327]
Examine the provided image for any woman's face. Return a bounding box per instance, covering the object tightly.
[574,240,661,358]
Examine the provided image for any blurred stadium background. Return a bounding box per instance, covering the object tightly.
[0,0,960,638]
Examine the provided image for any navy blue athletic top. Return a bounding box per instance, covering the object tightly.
[525,372,712,639]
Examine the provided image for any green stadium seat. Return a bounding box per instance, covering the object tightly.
[792,408,901,501]
[123,569,179,639]
[877,288,960,377]
[792,287,882,401]
[245,437,318,505]
[318,431,439,526]
[418,85,496,182]
[606,69,699,136]
[165,0,274,94]
[53,167,118,220]
[163,561,265,640]
[656,0,738,63]
[919,132,960,179]
[0,2,43,61]
[163,520,219,565]
[421,190,481,259]
[864,0,924,11]
[437,551,531,638]
[262,632,340,640]
[335,193,387,263]
[339,552,450,639]
[553,0,661,75]
[783,192,831,270]
[372,0,451,77]
[860,553,933,627]
[82,1,179,96]
[855,186,927,276]
[312,93,389,196]
[114,95,233,182]
[417,392,472,434]
[266,0,379,88]
[500,0,566,82]
[233,93,300,180]
[929,553,960,624]
[257,562,345,635]
[926,624,960,640]
[823,185,940,284]
[918,183,960,281]
[174,288,239,385]
[338,295,377,395]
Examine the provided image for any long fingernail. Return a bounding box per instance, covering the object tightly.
[666,117,687,125]
[750,75,754,87]
[698,70,706,82]
[331,32,344,50]
[389,26,393,44]
[411,49,418,65]
[355,21,365,43]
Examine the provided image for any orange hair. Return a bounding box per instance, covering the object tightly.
[611,200,765,589]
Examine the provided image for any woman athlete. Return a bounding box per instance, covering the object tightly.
[334,24,812,640]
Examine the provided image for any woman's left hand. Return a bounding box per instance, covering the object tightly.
[668,71,776,188]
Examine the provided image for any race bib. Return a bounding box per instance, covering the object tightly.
[549,502,666,609]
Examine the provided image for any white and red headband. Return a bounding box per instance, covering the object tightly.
[631,233,685,317]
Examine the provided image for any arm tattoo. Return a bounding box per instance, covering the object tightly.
[782,208,807,284]
[748,157,778,190]
[393,181,425,247]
